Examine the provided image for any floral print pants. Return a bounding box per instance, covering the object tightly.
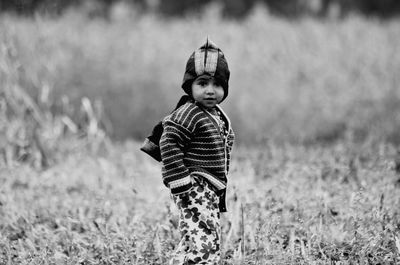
[170,176,221,265]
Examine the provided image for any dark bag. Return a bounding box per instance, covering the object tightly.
[140,95,192,162]
[140,121,163,161]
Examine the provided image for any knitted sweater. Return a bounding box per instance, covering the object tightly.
[160,102,235,197]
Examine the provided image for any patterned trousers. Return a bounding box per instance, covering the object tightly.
[170,175,221,265]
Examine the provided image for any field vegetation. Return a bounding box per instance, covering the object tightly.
[1,5,400,144]
[1,4,400,264]
[1,140,399,264]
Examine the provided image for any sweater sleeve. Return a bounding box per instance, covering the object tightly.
[160,118,193,195]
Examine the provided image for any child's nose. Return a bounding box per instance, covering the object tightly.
[205,85,215,94]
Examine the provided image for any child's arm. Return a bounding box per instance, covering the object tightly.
[160,119,193,195]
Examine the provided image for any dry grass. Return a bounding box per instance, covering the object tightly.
[0,140,399,264]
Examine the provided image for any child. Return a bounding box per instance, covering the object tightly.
[160,39,234,265]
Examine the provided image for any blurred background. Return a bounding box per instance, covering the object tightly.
[2,3,400,263]
[1,0,400,159]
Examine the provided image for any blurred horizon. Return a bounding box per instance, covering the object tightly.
[2,0,400,19]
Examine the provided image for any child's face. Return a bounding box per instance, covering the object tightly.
[191,75,224,109]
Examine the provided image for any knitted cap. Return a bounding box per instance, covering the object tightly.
[182,38,230,102]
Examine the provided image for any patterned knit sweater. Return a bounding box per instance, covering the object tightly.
[160,102,235,197]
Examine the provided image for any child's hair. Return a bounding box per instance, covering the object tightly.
[182,38,230,102]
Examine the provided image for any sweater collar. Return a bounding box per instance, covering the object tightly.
[194,102,232,133]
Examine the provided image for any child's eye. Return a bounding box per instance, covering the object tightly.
[213,81,221,87]
[198,81,207,87]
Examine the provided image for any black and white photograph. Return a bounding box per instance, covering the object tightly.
[1,0,400,264]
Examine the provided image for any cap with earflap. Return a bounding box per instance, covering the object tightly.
[182,38,230,102]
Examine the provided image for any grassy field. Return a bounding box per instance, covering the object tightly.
[1,5,400,264]
[0,139,399,264]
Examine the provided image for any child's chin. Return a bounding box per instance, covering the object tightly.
[201,103,216,109]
